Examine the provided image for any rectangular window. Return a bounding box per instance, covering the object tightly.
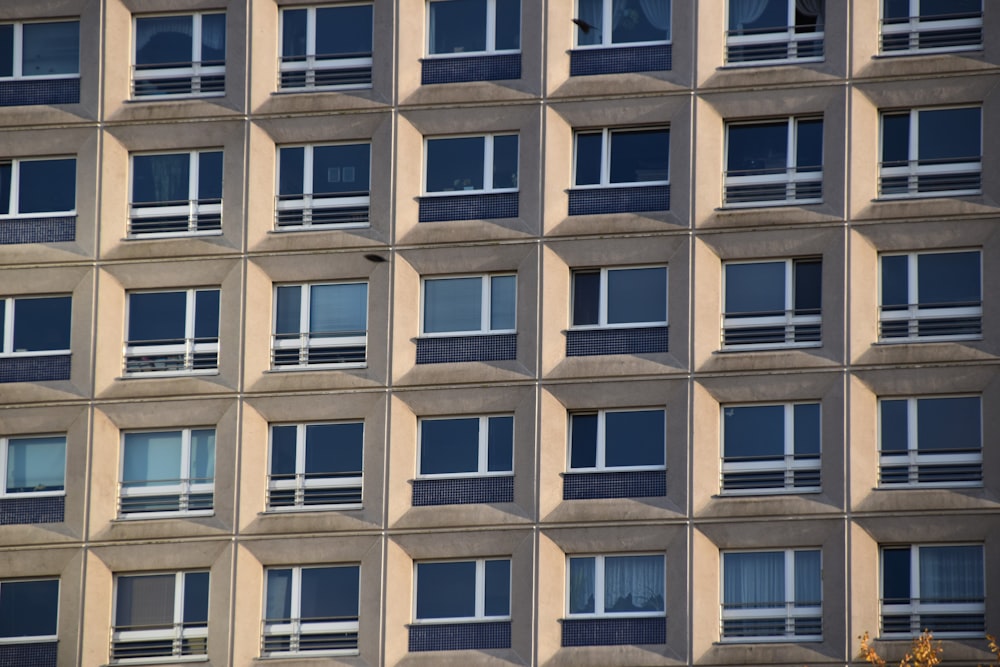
[567,554,664,617]
[569,409,664,472]
[124,289,219,375]
[415,559,510,622]
[2,435,66,497]
[880,250,981,341]
[572,266,667,328]
[0,158,76,218]
[418,415,513,477]
[280,4,373,90]
[724,117,823,206]
[268,422,363,510]
[881,0,982,54]
[722,259,822,349]
[726,0,824,64]
[133,13,226,98]
[722,550,822,641]
[424,134,518,194]
[263,565,360,656]
[880,107,981,198]
[129,151,222,236]
[721,403,820,494]
[0,578,59,642]
[0,21,79,79]
[0,295,72,355]
[575,0,670,47]
[276,143,371,229]
[881,544,984,637]
[574,128,669,188]
[422,275,516,335]
[112,571,209,662]
[879,396,981,487]
[119,429,215,517]
[272,282,368,367]
[427,0,520,56]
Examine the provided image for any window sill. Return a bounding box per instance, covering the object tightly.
[127,93,225,103]
[873,192,982,202]
[715,488,822,498]
[114,511,214,521]
[124,231,223,241]
[716,636,822,644]
[269,222,369,233]
[267,362,367,372]
[872,48,983,59]
[718,57,824,69]
[873,336,982,345]
[120,370,219,380]
[273,85,372,95]
[260,504,363,515]
[717,198,822,211]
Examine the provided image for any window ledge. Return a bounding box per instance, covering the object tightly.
[259,504,363,515]
[714,489,822,498]
[873,336,982,345]
[718,57,824,69]
[124,231,224,241]
[114,511,215,522]
[268,223,370,233]
[126,94,225,103]
[716,343,822,353]
[266,363,367,373]
[120,370,219,380]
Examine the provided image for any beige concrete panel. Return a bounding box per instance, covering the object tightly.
[397,0,542,105]
[688,528,719,661]
[543,97,690,235]
[387,386,536,528]
[540,236,690,378]
[243,252,390,392]
[93,258,242,399]
[248,112,393,252]
[395,106,541,243]
[692,228,846,371]
[0,265,94,403]
[538,525,688,666]
[239,392,387,533]
[103,0,247,121]
[392,244,539,385]
[693,372,846,517]
[538,379,687,523]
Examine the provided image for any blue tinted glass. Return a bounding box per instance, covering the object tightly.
[281,9,307,58]
[275,286,301,335]
[793,404,820,456]
[918,397,980,451]
[278,147,305,196]
[310,283,367,334]
[200,14,226,64]
[420,418,479,475]
[416,561,476,618]
[609,129,668,184]
[881,255,909,306]
[270,425,297,476]
[0,579,59,638]
[918,252,980,305]
[570,413,598,469]
[484,560,510,616]
[495,0,521,50]
[313,144,370,195]
[317,5,373,56]
[197,152,223,200]
[6,436,65,493]
[492,135,518,190]
[607,267,666,324]
[572,271,600,326]
[724,552,784,605]
[882,113,910,162]
[301,566,359,619]
[605,409,664,467]
[424,277,482,333]
[190,430,215,482]
[490,275,516,330]
[568,558,595,613]
[794,260,822,312]
[19,159,75,214]
[612,0,669,43]
[182,572,209,624]
[0,163,10,214]
[918,108,979,161]
[487,416,514,472]
[882,548,910,600]
[122,431,182,486]
[194,290,220,339]
[920,0,980,18]
[919,545,982,601]
[305,422,364,475]
[729,0,787,30]
[429,0,487,54]
[132,153,190,204]
[426,137,485,192]
[883,0,909,19]
[576,0,603,46]
[794,551,822,604]
[12,296,71,352]
[796,119,823,170]
[23,22,79,76]
[265,569,292,620]
[728,122,787,173]
[879,400,908,452]
[0,25,12,77]
[725,262,785,315]
[136,16,194,66]
[574,132,603,186]
[724,405,784,459]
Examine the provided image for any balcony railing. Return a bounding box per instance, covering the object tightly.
[262,616,359,656]
[123,337,219,375]
[278,52,373,90]
[271,331,367,367]
[879,448,982,487]
[119,477,214,515]
[275,192,370,229]
[722,308,821,349]
[721,600,822,640]
[111,621,207,662]
[878,157,981,198]
[879,301,982,341]
[724,166,822,207]
[267,472,363,509]
[881,598,985,638]
[721,453,821,494]
[128,198,222,237]
[726,26,824,64]
[132,61,225,98]
[881,12,983,54]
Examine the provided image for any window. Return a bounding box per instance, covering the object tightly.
[424,134,518,195]
[575,0,670,47]
[879,107,981,198]
[722,550,822,641]
[119,429,215,517]
[880,250,981,341]
[569,409,664,472]
[414,559,510,622]
[881,0,982,54]
[422,275,515,335]
[129,151,222,236]
[881,544,984,637]
[726,0,824,64]
[427,0,520,56]
[279,4,373,90]
[133,13,226,98]
[418,416,513,477]
[112,571,209,662]
[276,144,371,229]
[724,117,823,206]
[0,296,72,356]
[0,158,76,218]
[567,554,664,617]
[0,579,59,643]
[273,282,368,367]
[721,403,820,494]
[722,259,821,349]
[124,289,219,375]
[263,565,360,656]
[879,396,981,487]
[572,267,667,328]
[0,21,79,79]
[1,435,65,498]
[268,422,363,510]
[574,128,669,189]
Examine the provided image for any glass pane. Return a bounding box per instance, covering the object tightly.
[420,418,479,475]
[0,163,10,214]
[492,135,519,190]
[794,551,822,605]
[424,277,482,333]
[572,271,600,326]
[609,129,669,184]
[416,561,476,619]
[921,0,981,18]
[729,0,787,31]
[275,285,302,336]
[17,158,75,214]
[605,555,664,612]
[727,122,788,174]
[135,16,194,66]
[0,579,59,638]
[305,422,364,475]
[490,275,516,330]
[881,548,910,601]
[278,147,305,196]
[12,296,71,352]
[793,403,821,456]
[918,108,980,161]
[796,119,823,170]
[484,560,510,616]
[883,0,909,20]
[189,430,215,482]
[918,252,980,305]
[182,572,209,624]
[607,267,666,324]
[429,0,487,54]
[301,566,359,620]
[425,137,485,192]
[132,154,190,204]
[879,400,908,452]
[794,260,822,312]
[881,113,910,162]
[725,262,785,315]
[917,397,980,452]
[495,0,521,50]
[919,545,983,603]
[724,551,784,606]
[194,290,220,339]
[22,21,79,76]
[570,413,598,469]
[0,25,12,77]
[316,5,373,57]
[123,431,182,486]
[6,436,65,493]
[200,14,226,64]
[487,416,514,472]
[576,0,604,46]
[724,405,784,459]
[129,292,186,342]
[795,0,824,30]
[574,132,603,186]
[310,283,367,334]
[568,557,596,613]
[281,9,307,58]
[197,152,223,201]
[116,574,175,628]
[269,425,297,476]
[312,144,371,195]
[265,569,292,620]
[605,409,664,467]
[612,0,670,43]
[881,255,909,307]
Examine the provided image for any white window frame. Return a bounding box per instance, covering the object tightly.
[0,157,77,219]
[118,428,215,519]
[725,0,824,66]
[274,143,371,230]
[0,295,72,357]
[123,288,220,377]
[278,4,373,91]
[880,0,983,55]
[417,415,514,479]
[0,578,59,644]
[271,282,368,369]
[0,20,79,80]
[128,150,223,238]
[570,265,668,329]
[723,117,823,208]
[565,554,665,619]
[262,565,360,657]
[568,408,666,473]
[111,571,209,663]
[267,422,364,511]
[0,435,66,499]
[574,0,671,48]
[420,274,517,337]
[422,134,519,196]
[413,558,511,624]
[572,127,670,189]
[132,12,226,99]
[425,0,520,57]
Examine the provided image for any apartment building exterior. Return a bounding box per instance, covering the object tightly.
[0,1,997,665]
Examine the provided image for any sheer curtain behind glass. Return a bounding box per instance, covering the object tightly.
[116,575,175,630]
[724,552,784,608]
[310,284,367,335]
[920,546,983,603]
[605,556,664,612]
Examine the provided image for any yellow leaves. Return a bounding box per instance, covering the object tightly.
[857,631,1000,667]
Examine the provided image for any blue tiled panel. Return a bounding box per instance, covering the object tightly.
[418,192,519,222]
[561,617,666,647]
[422,54,522,84]
[0,78,80,106]
[570,44,672,76]
[563,470,666,500]
[0,496,65,526]
[0,355,71,383]
[0,217,76,245]
[416,334,516,364]
[0,641,58,667]
[409,621,511,652]
[568,185,670,216]
[413,476,514,506]
[566,326,668,356]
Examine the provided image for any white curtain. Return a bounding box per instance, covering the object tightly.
[116,575,175,628]
[794,551,822,605]
[730,0,770,31]
[920,546,983,603]
[135,16,193,65]
[190,430,216,482]
[638,0,671,30]
[605,555,665,612]
[265,570,293,621]
[724,552,784,607]
[577,0,603,44]
[569,558,596,613]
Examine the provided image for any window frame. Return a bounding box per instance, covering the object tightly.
[725,0,825,65]
[262,564,360,657]
[413,558,511,624]
[417,414,514,479]
[570,265,668,329]
[266,421,364,511]
[723,116,823,207]
[0,20,80,80]
[118,427,215,518]
[131,12,226,99]
[111,570,209,662]
[880,0,983,55]
[572,127,670,189]
[568,408,666,473]
[422,133,519,196]
[0,157,77,218]
[123,288,220,377]
[425,0,521,58]
[278,4,374,92]
[274,142,372,230]
[0,578,60,644]
[0,434,67,499]
[127,150,223,238]
[565,553,666,619]
[0,295,72,357]
[271,281,369,369]
[420,273,517,337]
[574,0,672,48]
